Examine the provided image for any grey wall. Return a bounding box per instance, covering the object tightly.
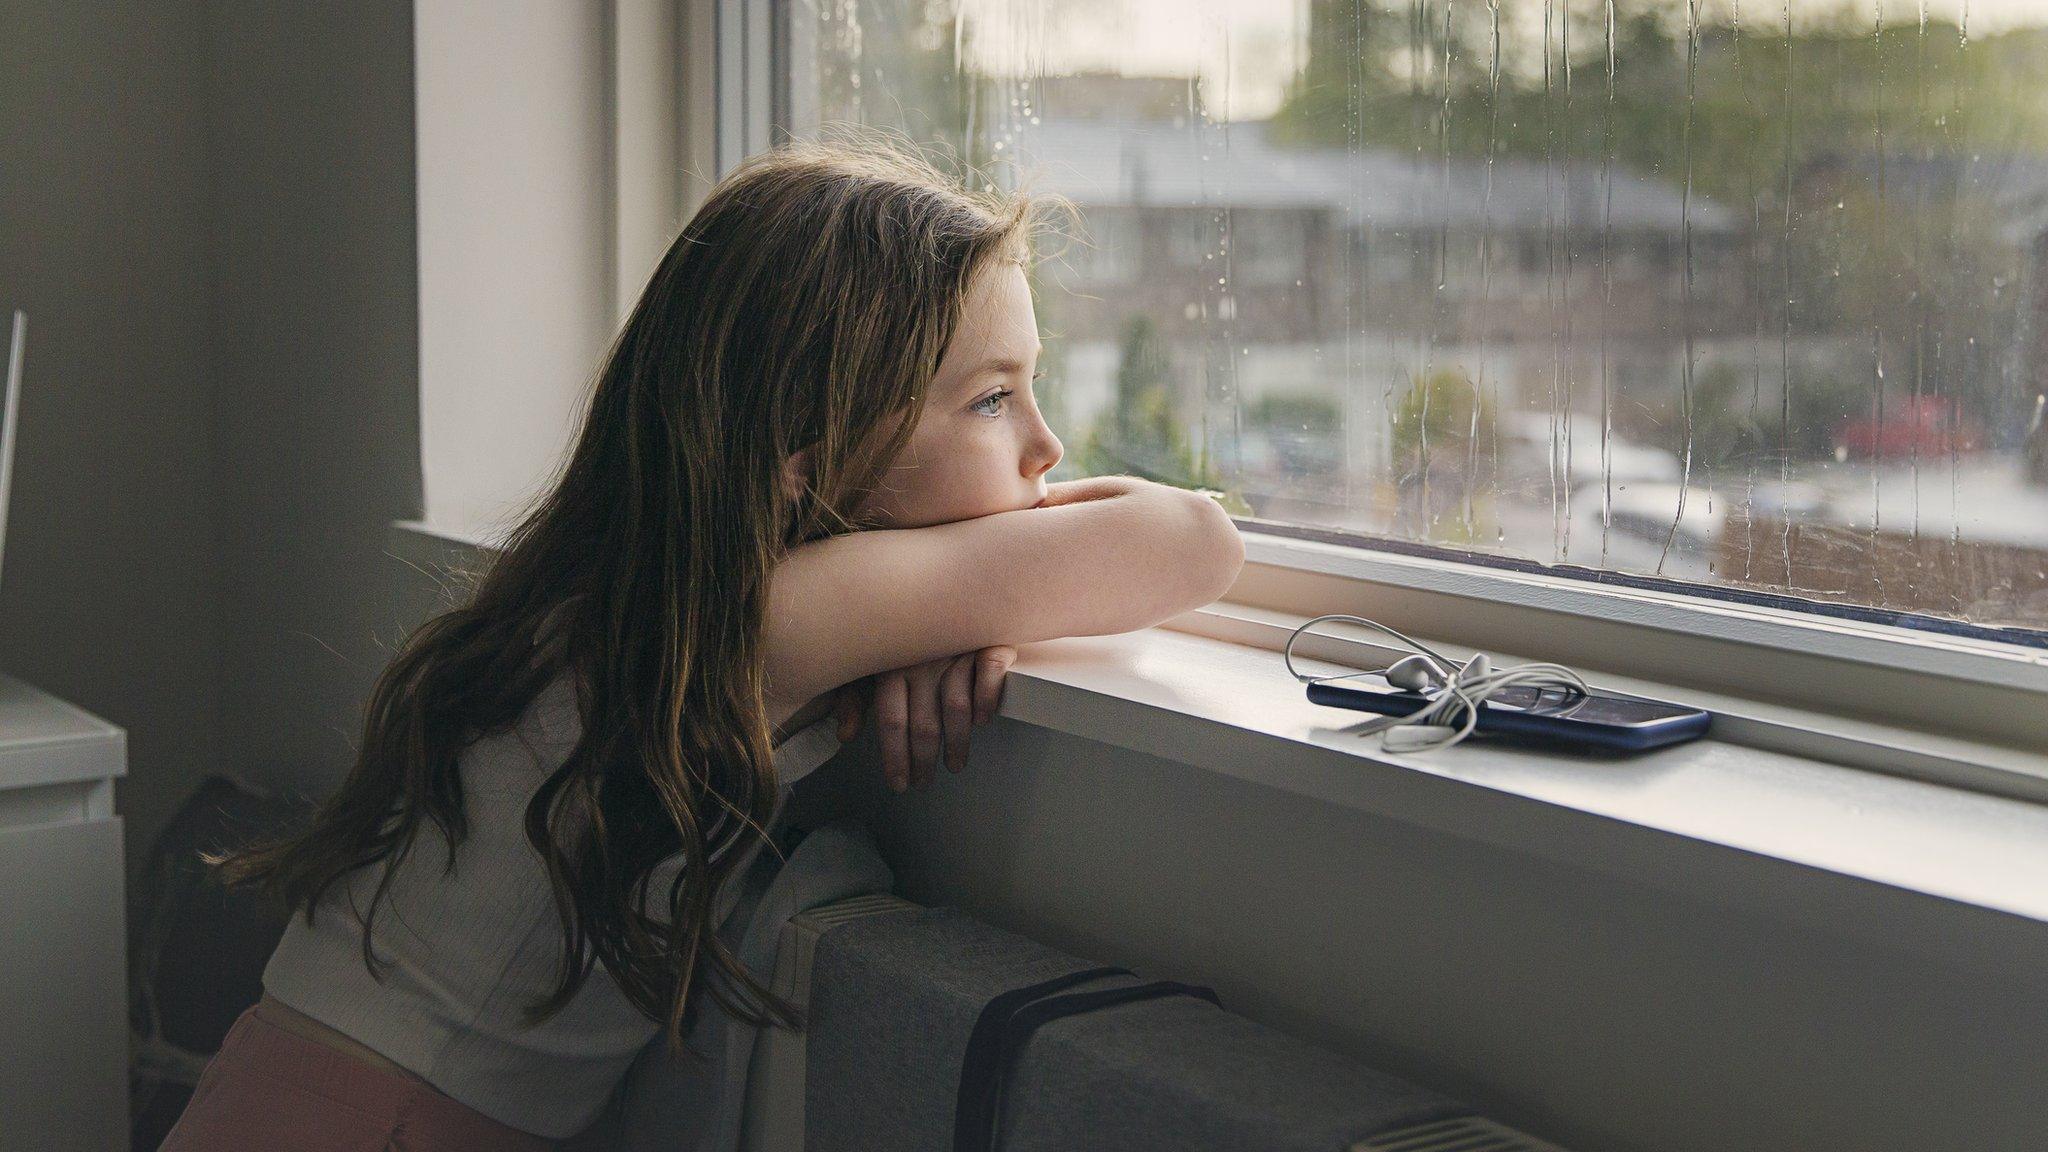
[0,0,420,871]
[203,1,420,802]
[0,0,220,874]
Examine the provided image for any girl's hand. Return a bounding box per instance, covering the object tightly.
[832,645,1018,793]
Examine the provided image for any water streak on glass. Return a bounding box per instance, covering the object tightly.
[1869,0,1889,604]
[1910,0,1928,547]
[1558,0,1581,562]
[1419,0,1457,536]
[1411,0,1433,531]
[1780,0,1796,586]
[1735,0,1761,582]
[1541,0,1558,547]
[1658,0,1704,574]
[1598,0,1615,567]
[1473,0,1504,539]
[1947,1,1965,614]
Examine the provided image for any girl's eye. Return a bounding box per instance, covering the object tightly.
[971,388,1013,417]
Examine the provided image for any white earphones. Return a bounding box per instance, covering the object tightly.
[1283,613,1589,753]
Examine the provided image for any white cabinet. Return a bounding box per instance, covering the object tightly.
[0,674,128,1152]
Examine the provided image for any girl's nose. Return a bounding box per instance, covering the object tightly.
[1024,427,1063,479]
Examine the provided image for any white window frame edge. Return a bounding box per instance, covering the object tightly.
[1232,526,2048,692]
[608,0,740,327]
[608,0,671,325]
[591,0,2046,792]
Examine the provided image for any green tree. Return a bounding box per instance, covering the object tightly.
[1390,367,1496,541]
[1245,391,1344,475]
[1274,2,2048,207]
[1077,317,1246,509]
[1391,368,1492,474]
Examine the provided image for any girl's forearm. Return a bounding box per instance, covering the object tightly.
[1035,474,1152,508]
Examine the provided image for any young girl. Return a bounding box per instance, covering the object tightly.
[160,138,1244,1151]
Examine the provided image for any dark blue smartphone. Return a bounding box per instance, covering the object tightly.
[1306,674,1710,753]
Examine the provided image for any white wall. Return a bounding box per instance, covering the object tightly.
[0,0,220,873]
[415,0,612,542]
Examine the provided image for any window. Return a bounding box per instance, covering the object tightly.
[1056,207,1141,287]
[765,0,2048,645]
[1228,210,1309,286]
[1167,209,1219,269]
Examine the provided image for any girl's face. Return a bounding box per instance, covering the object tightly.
[853,261,1065,529]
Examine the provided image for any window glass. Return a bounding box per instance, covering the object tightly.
[784,0,2048,636]
[1062,207,1141,285]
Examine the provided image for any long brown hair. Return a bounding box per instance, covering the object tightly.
[218,136,1041,1049]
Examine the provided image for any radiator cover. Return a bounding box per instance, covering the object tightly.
[740,895,1579,1152]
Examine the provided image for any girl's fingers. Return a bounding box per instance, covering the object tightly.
[906,661,945,791]
[938,653,975,773]
[873,672,910,793]
[834,682,863,743]
[866,648,1012,796]
[972,646,1017,726]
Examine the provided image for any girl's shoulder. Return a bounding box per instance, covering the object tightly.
[516,596,588,750]
[531,595,582,664]
[460,667,585,801]
[520,670,585,752]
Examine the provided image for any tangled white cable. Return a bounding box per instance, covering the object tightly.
[1282,613,1591,753]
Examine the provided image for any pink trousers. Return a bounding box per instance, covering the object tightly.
[158,1006,558,1152]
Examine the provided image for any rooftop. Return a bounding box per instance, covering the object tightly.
[998,117,1739,233]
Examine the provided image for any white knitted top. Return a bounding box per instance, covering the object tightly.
[261,665,844,1139]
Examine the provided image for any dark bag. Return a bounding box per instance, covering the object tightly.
[126,774,314,1150]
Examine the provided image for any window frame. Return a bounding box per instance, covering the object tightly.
[624,0,2048,772]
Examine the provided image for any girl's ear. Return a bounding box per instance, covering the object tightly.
[782,445,817,503]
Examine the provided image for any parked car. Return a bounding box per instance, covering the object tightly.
[1502,412,1681,488]
[1834,396,1983,460]
[1569,480,1728,580]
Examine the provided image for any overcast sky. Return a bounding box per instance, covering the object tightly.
[961,0,2048,120]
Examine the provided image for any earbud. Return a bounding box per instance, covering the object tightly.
[1384,654,1447,692]
[1383,724,1458,752]
[1286,612,1591,754]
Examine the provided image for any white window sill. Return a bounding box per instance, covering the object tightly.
[389,518,2048,958]
[1000,611,2048,960]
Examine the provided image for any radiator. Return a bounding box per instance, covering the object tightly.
[737,894,1577,1152]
